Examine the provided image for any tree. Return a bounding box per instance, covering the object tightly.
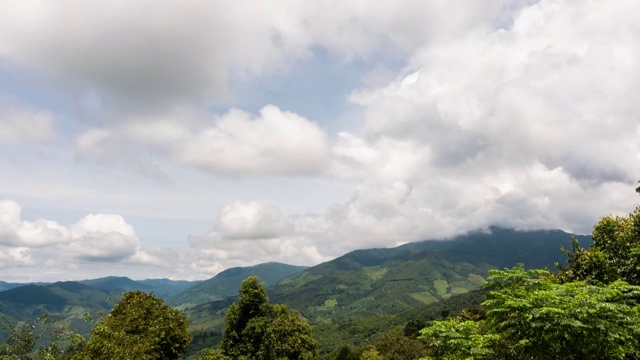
[373,327,427,360]
[358,346,384,360]
[80,291,191,360]
[213,276,317,360]
[0,318,38,359]
[420,265,640,360]
[220,276,271,358]
[557,182,640,285]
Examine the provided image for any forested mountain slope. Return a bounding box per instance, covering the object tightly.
[186,227,589,333]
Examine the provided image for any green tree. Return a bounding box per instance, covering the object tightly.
[80,291,191,360]
[359,346,383,360]
[420,265,640,360]
[557,182,640,285]
[220,276,271,358]
[213,276,317,360]
[0,318,38,359]
[373,327,427,360]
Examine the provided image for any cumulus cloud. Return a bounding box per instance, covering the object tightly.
[0,106,55,144]
[214,201,293,240]
[0,0,535,113]
[0,247,34,268]
[0,200,142,263]
[187,201,327,276]
[0,200,70,247]
[66,214,139,261]
[174,106,329,176]
[76,105,329,176]
[1,0,640,281]
[338,0,640,237]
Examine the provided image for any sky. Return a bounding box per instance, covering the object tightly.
[0,0,639,282]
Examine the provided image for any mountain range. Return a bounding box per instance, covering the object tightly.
[0,227,590,354]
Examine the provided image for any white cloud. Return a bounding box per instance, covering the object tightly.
[215,201,293,240]
[1,0,639,281]
[174,106,329,176]
[186,201,328,276]
[339,0,640,237]
[0,106,55,144]
[66,214,139,261]
[76,105,330,176]
[0,200,70,247]
[0,0,534,113]
[0,247,34,268]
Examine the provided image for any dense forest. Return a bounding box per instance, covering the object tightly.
[2,182,639,359]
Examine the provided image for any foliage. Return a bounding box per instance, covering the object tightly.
[0,312,94,360]
[358,345,383,360]
[209,276,317,360]
[79,291,191,360]
[0,318,38,359]
[372,327,426,360]
[420,318,500,360]
[557,186,640,285]
[168,263,306,308]
[420,265,640,360]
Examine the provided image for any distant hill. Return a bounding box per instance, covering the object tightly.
[80,276,154,292]
[78,276,199,299]
[0,281,30,292]
[0,281,113,320]
[168,262,307,308]
[138,278,199,298]
[185,227,590,335]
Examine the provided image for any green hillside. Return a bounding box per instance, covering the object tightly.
[183,227,589,348]
[79,276,154,292]
[168,262,307,308]
[0,281,113,320]
[138,278,199,298]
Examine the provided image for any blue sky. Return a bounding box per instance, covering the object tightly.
[0,0,639,281]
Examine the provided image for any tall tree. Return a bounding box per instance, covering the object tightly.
[214,276,317,360]
[557,181,640,285]
[80,291,191,360]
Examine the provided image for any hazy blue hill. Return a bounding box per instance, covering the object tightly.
[168,262,307,308]
[0,281,113,322]
[138,278,200,298]
[0,284,67,307]
[0,281,30,292]
[80,276,154,292]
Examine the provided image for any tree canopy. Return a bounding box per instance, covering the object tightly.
[204,275,317,360]
[80,291,191,360]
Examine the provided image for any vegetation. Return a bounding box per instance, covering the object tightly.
[199,276,317,360]
[418,182,640,360]
[1,291,190,360]
[168,263,306,309]
[3,182,640,359]
[80,291,191,359]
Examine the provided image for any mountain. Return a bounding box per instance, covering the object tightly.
[0,281,113,320]
[78,276,199,299]
[138,278,199,298]
[269,228,588,323]
[168,262,307,308]
[184,228,590,334]
[0,281,30,292]
[80,276,154,292]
